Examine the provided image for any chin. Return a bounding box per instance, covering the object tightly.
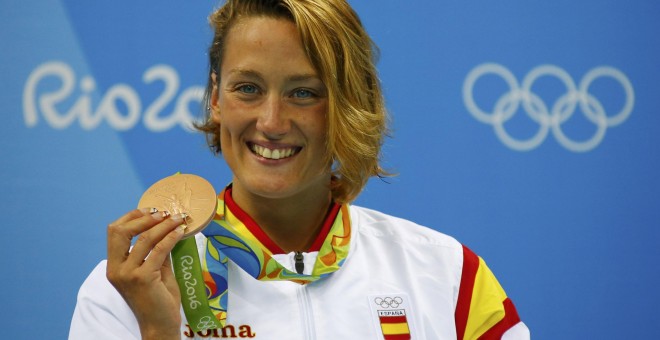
[238,174,329,201]
[239,177,298,197]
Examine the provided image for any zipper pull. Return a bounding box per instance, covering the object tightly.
[294,251,304,274]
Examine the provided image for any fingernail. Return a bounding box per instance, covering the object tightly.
[170,213,187,222]
[151,211,170,221]
[140,207,158,214]
[175,224,187,234]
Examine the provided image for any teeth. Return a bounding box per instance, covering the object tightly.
[251,144,297,160]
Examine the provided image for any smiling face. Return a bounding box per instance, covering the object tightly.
[210,16,331,203]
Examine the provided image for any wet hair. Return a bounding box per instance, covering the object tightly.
[196,0,390,203]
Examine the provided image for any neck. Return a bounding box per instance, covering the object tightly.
[230,183,333,253]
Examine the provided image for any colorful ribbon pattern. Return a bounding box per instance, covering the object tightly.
[175,186,351,330]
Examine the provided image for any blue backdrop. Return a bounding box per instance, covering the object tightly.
[1,0,658,338]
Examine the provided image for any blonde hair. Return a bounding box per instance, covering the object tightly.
[197,0,390,203]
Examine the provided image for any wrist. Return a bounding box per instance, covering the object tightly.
[140,324,180,340]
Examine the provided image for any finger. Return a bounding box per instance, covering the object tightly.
[161,253,181,299]
[109,207,158,227]
[124,214,186,268]
[140,223,186,274]
[162,251,174,274]
[107,211,169,272]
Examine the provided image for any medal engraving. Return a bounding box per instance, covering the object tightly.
[138,174,217,238]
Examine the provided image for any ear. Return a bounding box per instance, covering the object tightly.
[210,72,221,123]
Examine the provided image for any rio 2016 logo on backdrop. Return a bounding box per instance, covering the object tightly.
[463,63,634,152]
[23,61,204,132]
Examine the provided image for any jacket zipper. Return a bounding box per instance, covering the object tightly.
[297,285,316,339]
[294,251,305,274]
[293,251,316,339]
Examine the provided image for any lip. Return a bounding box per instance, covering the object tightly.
[246,141,302,162]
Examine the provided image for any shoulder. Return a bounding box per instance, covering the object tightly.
[348,205,529,339]
[348,205,465,282]
[349,204,462,252]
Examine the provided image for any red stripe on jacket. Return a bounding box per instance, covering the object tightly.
[455,245,480,340]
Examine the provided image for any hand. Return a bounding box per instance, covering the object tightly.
[106,208,186,340]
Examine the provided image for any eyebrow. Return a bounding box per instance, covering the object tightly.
[226,69,262,80]
[226,68,321,83]
[287,74,321,82]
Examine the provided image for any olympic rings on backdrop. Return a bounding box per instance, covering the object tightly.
[463,63,634,152]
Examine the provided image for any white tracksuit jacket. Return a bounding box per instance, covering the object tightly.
[70,205,530,339]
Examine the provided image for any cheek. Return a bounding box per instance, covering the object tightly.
[217,104,244,157]
[311,123,327,146]
[217,96,246,136]
[308,108,328,146]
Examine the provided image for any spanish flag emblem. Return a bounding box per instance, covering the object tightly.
[378,310,411,340]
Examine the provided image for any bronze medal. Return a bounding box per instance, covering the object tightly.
[138,174,217,238]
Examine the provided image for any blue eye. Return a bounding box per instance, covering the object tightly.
[292,89,314,99]
[238,84,258,94]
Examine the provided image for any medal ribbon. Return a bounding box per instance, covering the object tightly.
[172,186,351,331]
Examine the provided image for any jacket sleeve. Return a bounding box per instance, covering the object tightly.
[454,245,530,340]
[68,260,141,340]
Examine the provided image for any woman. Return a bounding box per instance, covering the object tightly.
[70,0,530,339]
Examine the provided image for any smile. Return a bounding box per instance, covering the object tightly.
[249,143,301,160]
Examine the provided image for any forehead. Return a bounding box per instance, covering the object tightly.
[220,16,316,74]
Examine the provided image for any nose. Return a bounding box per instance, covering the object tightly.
[256,95,290,139]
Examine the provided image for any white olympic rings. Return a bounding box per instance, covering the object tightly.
[196,316,219,331]
[463,63,634,152]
